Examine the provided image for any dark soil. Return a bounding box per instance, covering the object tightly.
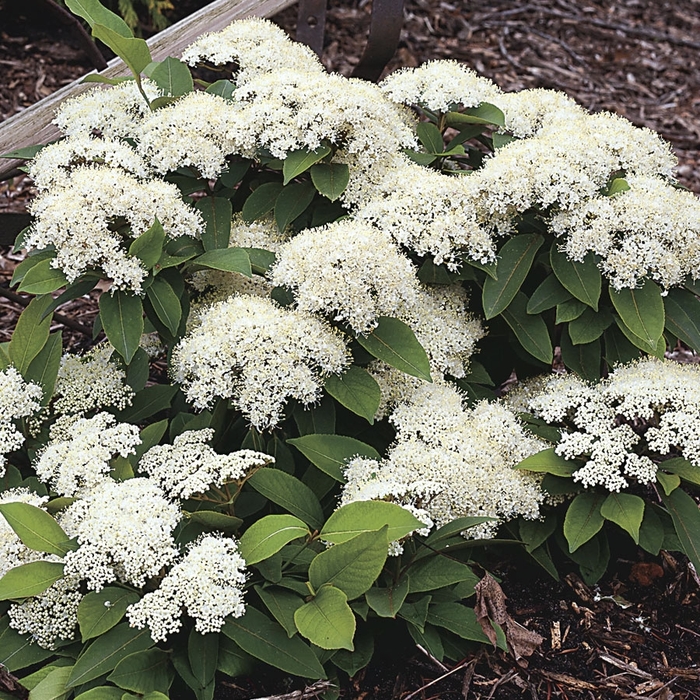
[1,1,699,698]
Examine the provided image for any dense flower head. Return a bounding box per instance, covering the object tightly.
[172,294,351,429]
[127,534,247,641]
[53,345,134,415]
[341,382,545,537]
[271,220,420,333]
[139,428,273,499]
[0,367,43,476]
[63,477,180,589]
[34,412,140,497]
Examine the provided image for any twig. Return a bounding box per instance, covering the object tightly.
[415,643,450,672]
[0,285,92,336]
[403,658,475,700]
[519,26,587,65]
[244,680,334,700]
[598,652,653,679]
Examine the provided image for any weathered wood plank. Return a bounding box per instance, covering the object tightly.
[0,0,297,180]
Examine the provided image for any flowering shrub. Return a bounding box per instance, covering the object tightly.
[1,0,700,697]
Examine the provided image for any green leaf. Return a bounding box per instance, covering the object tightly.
[310,163,350,202]
[255,585,303,637]
[560,332,601,381]
[513,448,577,476]
[67,623,154,688]
[609,279,665,347]
[294,585,355,651]
[426,603,490,643]
[0,560,64,600]
[17,260,67,294]
[25,331,62,405]
[20,660,74,692]
[241,182,284,223]
[78,587,140,642]
[118,384,178,423]
[659,488,700,572]
[188,629,218,689]
[222,606,326,679]
[402,149,436,166]
[519,517,558,554]
[638,506,664,556]
[603,325,641,367]
[238,514,309,565]
[501,292,553,365]
[600,493,645,544]
[275,181,316,232]
[206,80,236,100]
[656,470,681,496]
[188,511,242,530]
[99,291,143,363]
[613,317,665,358]
[0,502,74,557]
[107,649,172,694]
[423,516,496,545]
[192,248,252,277]
[146,275,181,336]
[321,501,425,545]
[407,557,479,594]
[555,298,588,324]
[550,248,601,311]
[287,434,379,483]
[407,623,444,661]
[128,219,165,270]
[217,636,255,677]
[150,57,193,96]
[91,24,151,75]
[10,250,55,287]
[563,493,605,553]
[445,102,505,127]
[309,527,389,600]
[324,366,380,424]
[243,247,276,275]
[331,629,374,676]
[365,577,409,618]
[355,316,431,382]
[282,146,332,185]
[416,122,444,154]
[65,0,132,35]
[1,143,48,160]
[195,197,232,252]
[482,234,543,319]
[8,295,53,374]
[0,618,54,673]
[526,274,572,314]
[664,288,700,353]
[248,469,324,530]
[28,665,73,700]
[659,457,700,487]
[568,307,613,345]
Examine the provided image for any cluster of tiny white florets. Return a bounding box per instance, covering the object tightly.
[26,165,203,292]
[341,382,545,537]
[551,175,700,289]
[127,534,247,642]
[53,345,134,415]
[139,428,273,499]
[34,412,140,497]
[526,358,700,491]
[0,488,48,577]
[271,220,420,333]
[63,477,180,590]
[172,294,350,429]
[0,368,43,476]
[8,576,82,649]
[494,89,585,138]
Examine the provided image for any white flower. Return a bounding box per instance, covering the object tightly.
[0,488,49,577]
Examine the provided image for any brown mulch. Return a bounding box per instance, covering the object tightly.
[1,1,700,698]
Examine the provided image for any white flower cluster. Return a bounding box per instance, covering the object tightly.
[34,412,140,497]
[53,345,134,415]
[62,477,180,589]
[526,358,700,491]
[139,428,273,499]
[0,367,43,476]
[341,382,545,538]
[0,488,48,577]
[172,294,350,429]
[127,534,247,641]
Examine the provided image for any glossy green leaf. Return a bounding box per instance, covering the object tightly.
[8,294,53,374]
[241,182,284,223]
[568,307,613,345]
[659,457,700,487]
[0,561,65,600]
[324,366,380,424]
[195,197,232,252]
[609,279,665,347]
[287,434,379,483]
[78,587,140,641]
[355,316,431,382]
[423,516,496,545]
[638,506,664,556]
[663,288,700,353]
[10,250,55,287]
[426,603,490,643]
[17,260,67,294]
[217,636,255,678]
[28,665,73,700]
[600,493,645,544]
[550,248,601,310]
[519,517,558,554]
[514,448,577,477]
[603,325,641,367]
[65,0,132,36]
[187,511,242,530]
[416,122,444,153]
[0,617,54,672]
[222,606,326,679]
[118,384,178,423]
[445,102,505,127]
[407,557,479,594]
[365,577,409,618]
[660,488,700,572]
[238,514,309,565]
[193,248,252,277]
[92,24,151,75]
[0,502,74,557]
[282,145,331,185]
[482,234,543,319]
[321,501,425,545]
[563,493,605,553]
[309,527,389,600]
[146,275,181,335]
[526,274,572,314]
[560,332,601,381]
[206,80,236,99]
[555,298,588,323]
[243,247,276,275]
[150,57,193,96]
[656,470,681,496]
[255,585,304,637]
[128,219,165,270]
[25,331,62,405]
[613,317,665,358]
[248,469,324,530]
[188,629,218,689]
[294,585,355,651]
[310,163,350,201]
[107,649,173,694]
[501,292,553,365]
[331,629,374,677]
[275,181,316,231]
[99,291,143,363]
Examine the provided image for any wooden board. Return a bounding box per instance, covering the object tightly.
[0,0,297,180]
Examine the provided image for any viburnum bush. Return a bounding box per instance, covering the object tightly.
[2,0,700,697]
